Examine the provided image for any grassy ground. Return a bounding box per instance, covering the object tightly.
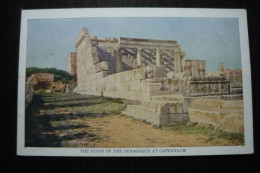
[25,92,244,147]
[25,93,126,147]
[163,123,244,145]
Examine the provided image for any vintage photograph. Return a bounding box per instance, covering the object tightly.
[17,8,253,156]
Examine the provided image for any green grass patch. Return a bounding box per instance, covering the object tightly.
[165,123,244,145]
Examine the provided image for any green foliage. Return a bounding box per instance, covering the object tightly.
[26,67,71,83]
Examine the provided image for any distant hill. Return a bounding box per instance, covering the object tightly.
[26,67,72,83]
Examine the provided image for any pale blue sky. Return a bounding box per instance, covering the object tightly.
[26,17,241,72]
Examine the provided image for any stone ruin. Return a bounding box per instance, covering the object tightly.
[26,73,66,93]
[72,28,244,133]
[66,52,77,77]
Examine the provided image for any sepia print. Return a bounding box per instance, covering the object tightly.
[17,8,253,156]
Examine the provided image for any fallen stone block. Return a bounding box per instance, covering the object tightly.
[188,98,244,133]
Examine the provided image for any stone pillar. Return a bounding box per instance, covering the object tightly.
[114,48,122,73]
[137,48,142,66]
[156,48,161,65]
[173,49,181,73]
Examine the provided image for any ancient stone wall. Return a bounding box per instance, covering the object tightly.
[66,52,77,76]
[77,66,170,101]
[92,39,118,75]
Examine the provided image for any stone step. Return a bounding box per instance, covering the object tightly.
[151,94,184,102]
[123,103,188,126]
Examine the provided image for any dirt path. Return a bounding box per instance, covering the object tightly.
[68,115,233,148]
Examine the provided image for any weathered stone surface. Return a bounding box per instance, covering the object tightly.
[66,52,77,76]
[183,60,206,77]
[130,80,141,91]
[95,61,108,72]
[130,68,147,80]
[167,71,175,78]
[188,98,244,133]
[154,65,167,78]
[159,113,189,125]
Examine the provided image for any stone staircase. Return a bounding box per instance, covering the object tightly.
[123,94,190,126]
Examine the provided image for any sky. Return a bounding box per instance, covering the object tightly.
[26,17,241,72]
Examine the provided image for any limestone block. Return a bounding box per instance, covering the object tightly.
[209,83,220,94]
[159,113,190,125]
[96,79,105,91]
[130,69,137,81]
[183,97,197,113]
[146,65,154,78]
[148,102,158,112]
[128,91,144,101]
[89,66,96,75]
[115,82,122,91]
[174,72,184,79]
[96,71,108,80]
[91,85,96,92]
[141,101,150,107]
[130,68,146,81]
[126,105,136,114]
[122,81,130,91]
[104,75,114,84]
[119,71,130,82]
[90,73,97,81]
[105,83,115,91]
[140,79,162,92]
[92,57,99,65]
[220,83,230,94]
[141,84,162,92]
[95,62,109,72]
[154,65,167,78]
[95,63,102,72]
[113,73,121,83]
[157,103,182,115]
[103,91,113,97]
[86,69,90,76]
[167,72,175,78]
[100,61,109,71]
[143,91,152,101]
[130,80,141,91]
[188,98,244,133]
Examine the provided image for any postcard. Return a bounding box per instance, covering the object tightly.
[17,8,253,156]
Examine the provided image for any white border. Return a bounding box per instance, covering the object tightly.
[17,8,254,156]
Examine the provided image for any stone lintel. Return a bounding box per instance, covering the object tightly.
[119,37,179,50]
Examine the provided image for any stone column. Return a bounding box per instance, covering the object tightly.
[137,48,142,66]
[173,49,181,73]
[114,48,122,73]
[156,48,161,65]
